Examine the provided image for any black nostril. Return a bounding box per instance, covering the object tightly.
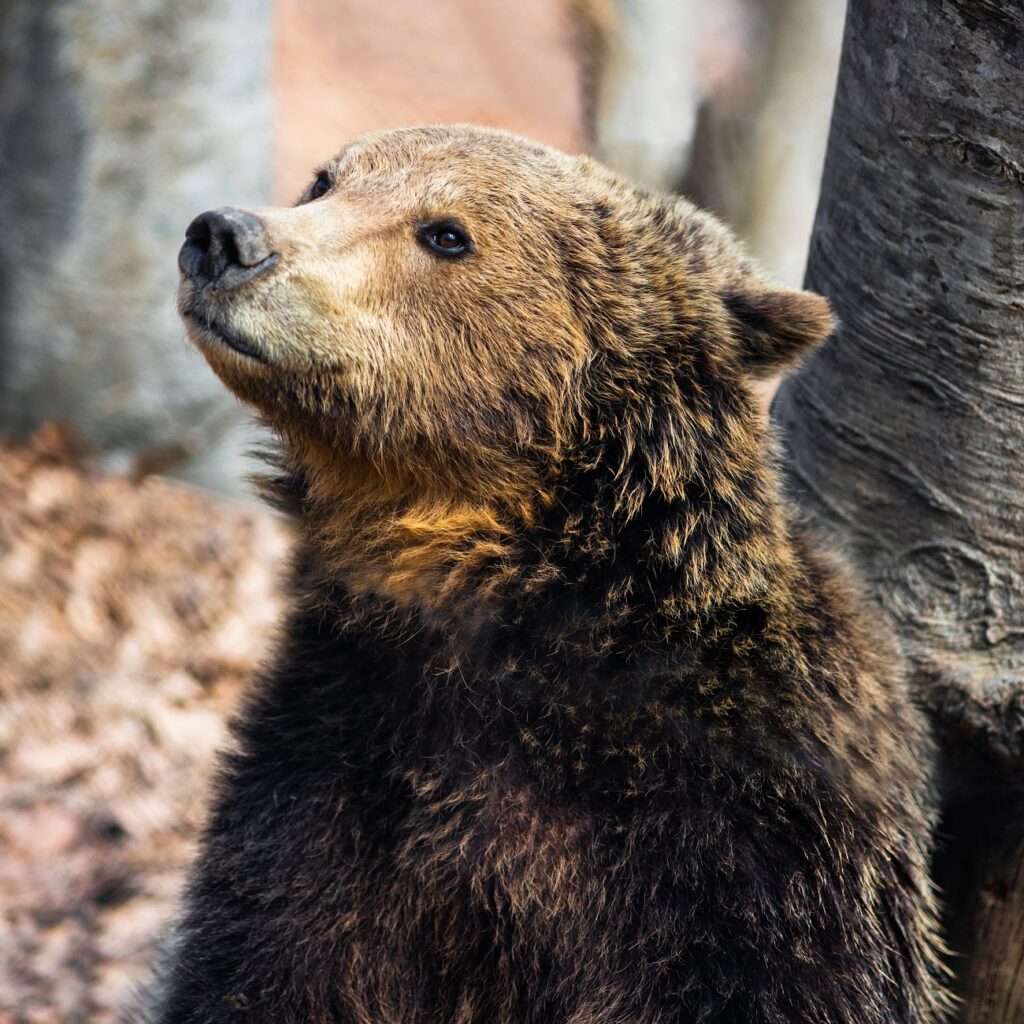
[185,216,211,249]
[220,229,241,270]
[178,207,277,291]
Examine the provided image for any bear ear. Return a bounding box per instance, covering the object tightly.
[722,283,835,379]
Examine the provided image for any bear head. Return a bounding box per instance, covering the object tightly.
[177,125,833,612]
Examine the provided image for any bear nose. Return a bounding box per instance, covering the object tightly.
[178,207,277,291]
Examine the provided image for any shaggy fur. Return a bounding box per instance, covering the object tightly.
[138,126,949,1023]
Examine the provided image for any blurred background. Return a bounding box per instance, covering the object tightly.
[0,1,845,1019]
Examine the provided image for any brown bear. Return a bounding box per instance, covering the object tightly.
[137,125,949,1023]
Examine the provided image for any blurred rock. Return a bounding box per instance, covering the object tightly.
[0,0,273,496]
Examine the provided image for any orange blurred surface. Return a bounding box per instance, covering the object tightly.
[274,0,586,201]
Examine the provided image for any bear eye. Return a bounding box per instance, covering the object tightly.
[417,221,471,258]
[309,174,331,201]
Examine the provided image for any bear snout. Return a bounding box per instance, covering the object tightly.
[178,207,278,293]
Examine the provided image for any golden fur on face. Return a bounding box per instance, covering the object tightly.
[180,128,593,480]
[178,125,833,614]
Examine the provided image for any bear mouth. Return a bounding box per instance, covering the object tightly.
[184,310,267,363]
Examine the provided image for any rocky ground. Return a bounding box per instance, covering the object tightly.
[0,427,292,1022]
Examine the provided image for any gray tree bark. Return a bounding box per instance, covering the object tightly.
[0,0,273,493]
[773,1,1024,1020]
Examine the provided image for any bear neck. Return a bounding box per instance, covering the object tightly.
[277,397,800,655]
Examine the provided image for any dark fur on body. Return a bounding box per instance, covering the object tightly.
[140,127,948,1023]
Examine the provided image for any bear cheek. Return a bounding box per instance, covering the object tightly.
[239,267,370,372]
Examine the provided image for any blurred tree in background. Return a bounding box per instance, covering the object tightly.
[592,0,846,286]
[0,0,273,493]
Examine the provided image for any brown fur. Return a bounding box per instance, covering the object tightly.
[182,128,829,628]
[141,125,951,1023]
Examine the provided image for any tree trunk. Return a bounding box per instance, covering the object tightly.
[0,0,272,493]
[590,0,704,191]
[772,2,1024,1020]
[686,0,845,286]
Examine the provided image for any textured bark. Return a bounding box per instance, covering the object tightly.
[773,1,1024,1019]
[0,0,272,492]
